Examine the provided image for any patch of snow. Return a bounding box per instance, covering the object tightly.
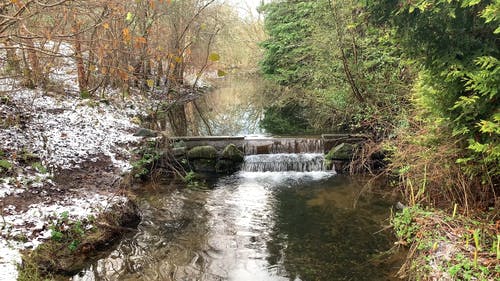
[1,88,141,169]
[0,240,22,281]
[0,41,149,278]
[1,193,127,246]
[0,192,128,280]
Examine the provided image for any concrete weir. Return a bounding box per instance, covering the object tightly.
[167,134,369,155]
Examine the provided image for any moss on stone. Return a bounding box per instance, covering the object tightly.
[325,143,355,161]
[221,144,244,162]
[187,145,217,159]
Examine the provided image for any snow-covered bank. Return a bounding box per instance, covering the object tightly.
[0,84,146,279]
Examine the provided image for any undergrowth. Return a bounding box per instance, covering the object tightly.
[387,114,499,213]
[393,205,500,280]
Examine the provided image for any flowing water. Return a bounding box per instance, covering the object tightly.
[73,75,403,280]
[73,155,402,281]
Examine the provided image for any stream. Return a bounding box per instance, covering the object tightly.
[73,75,402,280]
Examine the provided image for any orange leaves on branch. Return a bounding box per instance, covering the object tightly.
[148,0,155,9]
[134,36,147,48]
[102,22,110,30]
[10,0,23,8]
[122,28,131,43]
[118,69,129,81]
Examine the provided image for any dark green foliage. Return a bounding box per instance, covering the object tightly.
[367,0,499,180]
[260,1,317,86]
[260,104,314,135]
[49,212,87,252]
[259,0,412,137]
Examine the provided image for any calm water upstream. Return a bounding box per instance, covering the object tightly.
[73,75,402,280]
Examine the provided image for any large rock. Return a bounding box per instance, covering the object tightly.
[186,146,218,173]
[220,144,244,162]
[187,145,217,160]
[216,144,244,174]
[325,143,356,161]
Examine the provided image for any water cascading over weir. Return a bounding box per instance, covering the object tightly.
[242,138,326,172]
[242,154,326,172]
[166,134,368,174]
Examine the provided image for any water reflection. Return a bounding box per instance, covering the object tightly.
[266,176,399,281]
[186,74,267,136]
[74,174,401,281]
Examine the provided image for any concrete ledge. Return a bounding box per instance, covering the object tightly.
[168,136,246,141]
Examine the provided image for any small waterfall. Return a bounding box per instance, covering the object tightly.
[244,138,323,155]
[242,153,325,172]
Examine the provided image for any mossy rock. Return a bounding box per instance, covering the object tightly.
[220,144,244,162]
[172,147,186,157]
[133,128,158,138]
[187,145,217,160]
[325,143,356,161]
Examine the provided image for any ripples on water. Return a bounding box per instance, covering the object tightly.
[73,171,402,281]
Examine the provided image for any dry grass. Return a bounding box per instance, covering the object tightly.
[387,117,499,214]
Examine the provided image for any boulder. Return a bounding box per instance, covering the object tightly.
[325,143,356,161]
[215,144,244,174]
[187,145,217,160]
[220,144,244,162]
[133,128,157,138]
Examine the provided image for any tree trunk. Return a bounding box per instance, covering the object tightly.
[340,48,364,103]
[72,19,87,94]
[23,36,41,87]
[167,103,188,136]
[4,40,20,74]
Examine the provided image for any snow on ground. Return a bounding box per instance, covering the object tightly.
[0,86,145,279]
[0,88,143,196]
[2,193,127,249]
[0,42,149,279]
[0,194,128,281]
[0,240,22,281]
[2,90,140,169]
